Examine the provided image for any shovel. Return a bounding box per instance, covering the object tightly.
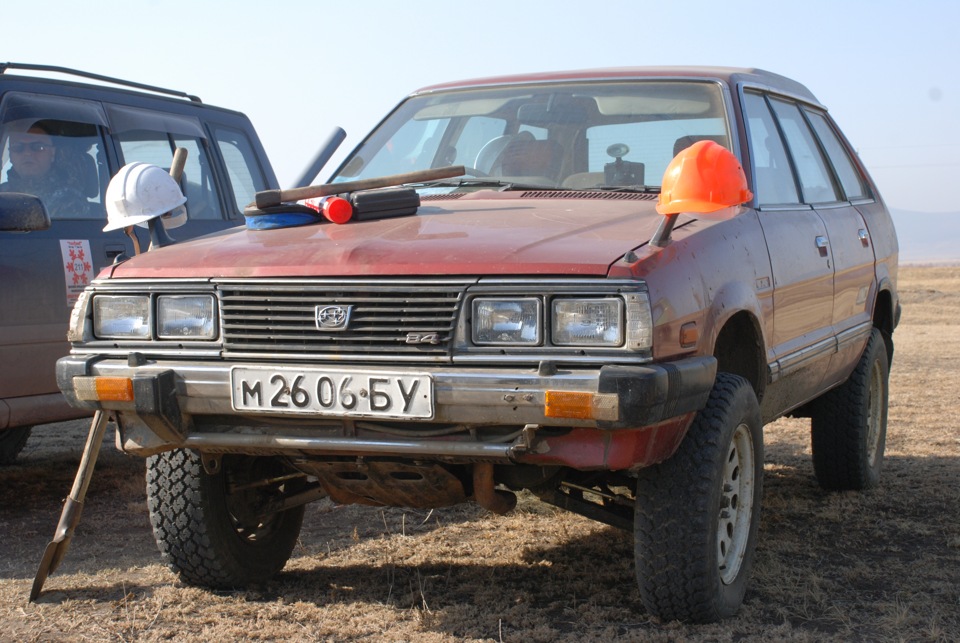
[29,410,109,601]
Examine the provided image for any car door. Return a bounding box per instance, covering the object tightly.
[743,91,835,411]
[0,92,131,408]
[803,107,879,388]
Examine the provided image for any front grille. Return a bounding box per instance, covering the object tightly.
[217,279,473,362]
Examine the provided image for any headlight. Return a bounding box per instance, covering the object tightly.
[93,295,150,339]
[157,295,217,340]
[552,298,623,346]
[472,298,541,345]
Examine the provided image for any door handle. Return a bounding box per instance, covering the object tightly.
[815,236,829,257]
[858,228,870,247]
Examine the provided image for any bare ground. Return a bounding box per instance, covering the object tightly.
[1,265,958,642]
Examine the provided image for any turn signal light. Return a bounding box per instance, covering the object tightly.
[73,376,134,402]
[544,390,618,421]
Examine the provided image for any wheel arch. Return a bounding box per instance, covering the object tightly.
[711,310,766,403]
[873,277,897,364]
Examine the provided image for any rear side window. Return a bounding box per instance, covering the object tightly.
[743,92,800,206]
[804,110,869,201]
[0,92,109,220]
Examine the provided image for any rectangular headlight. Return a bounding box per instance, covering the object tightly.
[93,295,150,339]
[472,298,541,345]
[552,298,623,346]
[157,295,217,340]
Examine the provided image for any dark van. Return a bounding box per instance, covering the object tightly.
[0,63,279,462]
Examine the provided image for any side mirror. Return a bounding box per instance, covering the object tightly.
[0,193,52,231]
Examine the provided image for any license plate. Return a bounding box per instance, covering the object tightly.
[231,366,434,419]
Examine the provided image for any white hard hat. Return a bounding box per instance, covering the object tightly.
[103,162,187,232]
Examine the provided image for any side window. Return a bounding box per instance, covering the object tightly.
[769,99,840,204]
[107,104,225,221]
[213,126,269,213]
[805,110,869,201]
[115,133,224,221]
[0,92,109,220]
[742,92,800,206]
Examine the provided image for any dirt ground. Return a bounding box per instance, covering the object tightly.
[1,265,958,642]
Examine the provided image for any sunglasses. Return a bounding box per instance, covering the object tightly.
[10,142,54,153]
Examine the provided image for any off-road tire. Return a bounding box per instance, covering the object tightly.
[146,449,305,589]
[0,426,32,465]
[634,373,763,623]
[811,327,889,491]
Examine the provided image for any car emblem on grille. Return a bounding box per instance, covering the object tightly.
[315,305,352,331]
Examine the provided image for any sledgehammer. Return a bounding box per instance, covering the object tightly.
[30,411,110,601]
[253,165,466,209]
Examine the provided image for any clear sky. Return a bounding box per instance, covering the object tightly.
[4,0,959,215]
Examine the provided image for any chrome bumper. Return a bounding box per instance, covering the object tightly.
[57,355,716,460]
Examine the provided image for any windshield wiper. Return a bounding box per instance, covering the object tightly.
[407,178,572,191]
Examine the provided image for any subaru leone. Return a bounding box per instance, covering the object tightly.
[53,67,898,622]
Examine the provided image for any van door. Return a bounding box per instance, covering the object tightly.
[0,93,128,425]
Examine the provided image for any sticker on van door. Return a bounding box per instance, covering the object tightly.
[60,239,93,307]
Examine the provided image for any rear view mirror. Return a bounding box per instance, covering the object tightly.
[0,193,51,231]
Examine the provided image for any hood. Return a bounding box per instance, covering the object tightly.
[109,191,670,279]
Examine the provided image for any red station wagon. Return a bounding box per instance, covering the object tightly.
[51,67,898,622]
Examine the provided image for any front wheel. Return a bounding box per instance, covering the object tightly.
[810,327,890,490]
[146,449,305,589]
[634,373,763,623]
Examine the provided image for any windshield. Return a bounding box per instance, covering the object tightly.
[330,80,731,191]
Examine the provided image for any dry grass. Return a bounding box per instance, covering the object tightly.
[1,265,958,641]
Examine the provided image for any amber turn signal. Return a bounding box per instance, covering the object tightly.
[73,376,135,402]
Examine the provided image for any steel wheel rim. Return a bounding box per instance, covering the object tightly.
[866,359,884,466]
[718,422,755,585]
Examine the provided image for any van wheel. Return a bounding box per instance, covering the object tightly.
[811,327,889,490]
[146,449,304,588]
[634,373,763,623]
[0,426,32,465]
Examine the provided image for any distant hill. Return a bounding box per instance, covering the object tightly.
[889,209,960,264]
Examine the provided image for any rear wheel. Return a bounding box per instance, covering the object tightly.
[0,426,32,464]
[811,327,889,490]
[634,373,763,623]
[146,449,305,588]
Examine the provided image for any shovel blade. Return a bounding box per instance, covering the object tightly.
[28,410,107,602]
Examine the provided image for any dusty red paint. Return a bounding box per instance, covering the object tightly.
[516,414,694,471]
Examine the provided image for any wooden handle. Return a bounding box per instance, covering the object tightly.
[169,147,188,182]
[254,165,466,209]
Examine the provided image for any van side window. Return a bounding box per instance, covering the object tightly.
[0,92,109,219]
[213,126,270,214]
[107,104,225,221]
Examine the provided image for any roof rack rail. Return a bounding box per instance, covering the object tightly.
[0,62,202,103]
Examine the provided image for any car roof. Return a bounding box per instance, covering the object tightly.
[413,66,821,106]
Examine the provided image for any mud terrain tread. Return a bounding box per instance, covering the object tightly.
[0,426,31,465]
[146,449,303,589]
[811,327,889,490]
[634,373,762,623]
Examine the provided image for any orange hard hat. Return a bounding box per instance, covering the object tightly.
[657,140,753,215]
